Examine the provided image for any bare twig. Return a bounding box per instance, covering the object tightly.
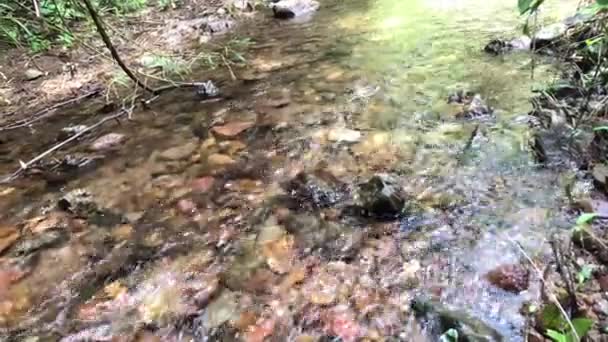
[0,88,102,131]
[32,0,41,17]
[509,238,581,342]
[221,55,237,81]
[80,0,156,94]
[0,108,130,184]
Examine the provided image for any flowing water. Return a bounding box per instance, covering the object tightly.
[0,0,584,340]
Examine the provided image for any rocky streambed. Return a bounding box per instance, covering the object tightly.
[0,0,597,341]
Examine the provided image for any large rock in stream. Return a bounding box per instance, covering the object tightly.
[271,0,320,19]
[412,297,505,341]
[356,174,405,218]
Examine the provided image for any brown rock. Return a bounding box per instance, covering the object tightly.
[244,318,276,342]
[207,153,236,167]
[177,198,197,215]
[159,142,198,161]
[485,264,529,293]
[212,121,255,139]
[191,176,216,193]
[0,226,19,255]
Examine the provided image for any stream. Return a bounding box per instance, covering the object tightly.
[0,0,585,341]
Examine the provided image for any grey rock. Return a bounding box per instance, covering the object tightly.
[24,68,44,81]
[196,80,220,98]
[202,16,234,35]
[11,229,68,257]
[412,297,505,342]
[272,0,320,19]
[158,142,198,161]
[533,22,568,47]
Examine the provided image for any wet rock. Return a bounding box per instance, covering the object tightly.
[272,0,320,19]
[485,264,530,293]
[447,90,493,119]
[0,226,19,255]
[202,16,234,35]
[196,80,220,98]
[484,37,530,55]
[243,318,276,342]
[24,68,44,81]
[58,188,123,225]
[302,269,340,305]
[327,127,362,143]
[282,213,340,250]
[90,133,126,151]
[11,229,68,256]
[202,290,239,329]
[158,142,197,161]
[533,22,568,48]
[412,297,505,342]
[58,188,98,216]
[282,171,346,209]
[261,235,295,274]
[357,174,405,218]
[324,306,362,341]
[211,121,255,139]
[177,198,197,215]
[191,176,216,193]
[207,153,236,168]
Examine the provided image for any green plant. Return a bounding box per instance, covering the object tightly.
[541,303,594,342]
[439,328,459,342]
[0,0,150,51]
[576,264,595,286]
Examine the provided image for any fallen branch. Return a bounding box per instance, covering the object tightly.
[80,0,156,94]
[0,88,102,131]
[0,108,130,184]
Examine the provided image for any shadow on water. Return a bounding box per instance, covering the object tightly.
[0,0,582,340]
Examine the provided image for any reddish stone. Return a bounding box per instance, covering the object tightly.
[177,199,197,216]
[485,264,530,293]
[243,318,276,342]
[191,177,215,193]
[212,121,255,139]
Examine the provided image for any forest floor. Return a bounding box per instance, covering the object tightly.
[0,0,255,127]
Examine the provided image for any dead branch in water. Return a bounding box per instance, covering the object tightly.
[0,88,102,131]
[0,107,131,184]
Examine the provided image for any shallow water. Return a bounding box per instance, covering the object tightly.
[0,0,583,340]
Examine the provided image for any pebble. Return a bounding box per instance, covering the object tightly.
[90,133,126,151]
[158,142,197,161]
[327,127,361,143]
[207,153,236,167]
[212,121,255,139]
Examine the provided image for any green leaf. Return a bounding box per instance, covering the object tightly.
[519,0,534,14]
[546,329,568,342]
[576,213,599,226]
[439,328,459,342]
[594,126,608,132]
[570,318,594,340]
[577,265,594,285]
[542,303,569,331]
[597,0,608,9]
